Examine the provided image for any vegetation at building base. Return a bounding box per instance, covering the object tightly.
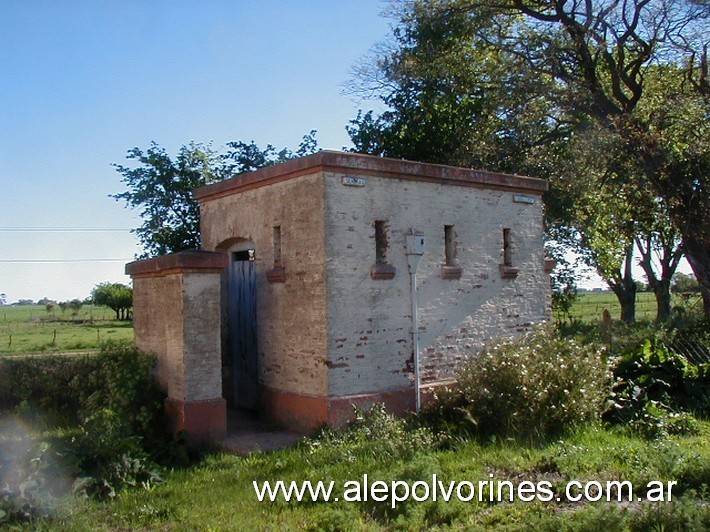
[1,315,707,529]
[0,341,186,525]
[424,327,611,440]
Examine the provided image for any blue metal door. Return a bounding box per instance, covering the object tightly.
[229,249,258,409]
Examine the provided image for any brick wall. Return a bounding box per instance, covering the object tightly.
[194,151,549,430]
[199,171,329,398]
[324,172,549,398]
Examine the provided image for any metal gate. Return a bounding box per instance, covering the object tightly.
[228,249,258,409]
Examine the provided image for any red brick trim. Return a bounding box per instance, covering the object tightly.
[164,397,227,446]
[499,264,520,279]
[194,151,548,203]
[370,263,396,280]
[126,250,228,278]
[327,388,415,427]
[259,382,461,433]
[266,267,286,283]
[441,266,463,280]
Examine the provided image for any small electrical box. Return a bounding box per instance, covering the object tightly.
[406,235,425,255]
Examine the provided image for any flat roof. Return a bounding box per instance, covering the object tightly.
[194,150,548,203]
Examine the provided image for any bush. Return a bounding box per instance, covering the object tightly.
[0,355,94,425]
[0,340,170,518]
[81,340,166,444]
[71,409,163,499]
[426,327,611,439]
[308,404,439,461]
[0,435,69,524]
[0,341,165,443]
[605,333,709,438]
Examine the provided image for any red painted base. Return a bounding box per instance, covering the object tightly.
[259,384,452,433]
[259,387,329,433]
[165,397,227,445]
[328,389,415,427]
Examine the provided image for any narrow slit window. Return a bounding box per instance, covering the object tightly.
[503,228,512,266]
[371,220,396,280]
[444,225,456,266]
[273,226,282,268]
[375,220,387,264]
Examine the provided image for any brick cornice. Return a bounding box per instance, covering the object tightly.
[193,151,548,203]
[126,250,228,278]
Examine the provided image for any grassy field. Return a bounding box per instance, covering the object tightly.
[568,291,701,323]
[0,305,133,355]
[0,293,694,354]
[39,421,710,530]
[2,302,707,529]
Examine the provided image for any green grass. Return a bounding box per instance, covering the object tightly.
[569,292,701,323]
[37,422,709,530]
[0,305,133,355]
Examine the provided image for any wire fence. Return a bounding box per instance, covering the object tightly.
[670,334,710,365]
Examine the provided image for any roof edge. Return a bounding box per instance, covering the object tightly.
[193,150,548,202]
[126,250,228,278]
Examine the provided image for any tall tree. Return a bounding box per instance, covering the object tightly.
[456,0,710,314]
[349,0,709,316]
[112,142,219,257]
[347,2,568,175]
[113,132,319,258]
[92,282,133,320]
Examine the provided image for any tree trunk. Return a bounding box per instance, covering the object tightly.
[684,237,710,319]
[609,244,637,323]
[612,285,637,323]
[635,236,682,323]
[654,280,672,322]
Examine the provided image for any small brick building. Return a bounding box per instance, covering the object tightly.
[127,151,550,441]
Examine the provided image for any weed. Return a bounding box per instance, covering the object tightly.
[426,327,611,439]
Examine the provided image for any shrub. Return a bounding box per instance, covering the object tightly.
[0,435,69,524]
[0,341,165,443]
[0,355,94,425]
[427,327,611,439]
[81,340,165,445]
[605,333,709,438]
[308,404,439,461]
[70,409,163,499]
[0,340,170,514]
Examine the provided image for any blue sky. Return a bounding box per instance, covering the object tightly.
[1,1,688,303]
[0,0,390,302]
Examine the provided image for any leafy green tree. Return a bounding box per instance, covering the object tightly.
[672,272,701,293]
[92,283,133,321]
[220,130,319,176]
[349,0,708,317]
[347,3,565,175]
[113,132,319,258]
[440,0,709,315]
[550,118,683,322]
[68,299,84,316]
[112,142,220,258]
